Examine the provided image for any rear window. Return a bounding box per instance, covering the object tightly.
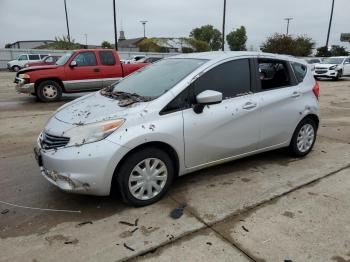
[29,55,40,60]
[99,51,116,66]
[291,62,307,83]
[258,59,291,90]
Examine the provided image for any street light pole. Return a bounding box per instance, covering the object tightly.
[113,0,118,50]
[140,21,148,38]
[64,0,71,42]
[326,0,335,48]
[222,0,226,51]
[84,33,88,47]
[284,18,293,35]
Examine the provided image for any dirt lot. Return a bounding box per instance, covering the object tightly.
[0,71,349,262]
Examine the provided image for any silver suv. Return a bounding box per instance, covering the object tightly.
[35,52,320,206]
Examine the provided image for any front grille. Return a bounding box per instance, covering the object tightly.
[41,132,70,150]
[315,70,327,74]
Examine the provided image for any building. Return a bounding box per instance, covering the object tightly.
[7,40,55,49]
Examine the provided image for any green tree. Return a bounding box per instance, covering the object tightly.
[315,46,331,57]
[51,36,80,50]
[316,45,349,57]
[185,38,210,52]
[101,41,112,49]
[226,26,247,51]
[190,25,222,51]
[4,43,12,48]
[261,33,315,56]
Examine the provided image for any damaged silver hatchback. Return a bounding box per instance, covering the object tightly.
[35,52,320,206]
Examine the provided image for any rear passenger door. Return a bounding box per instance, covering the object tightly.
[343,57,350,75]
[64,51,102,91]
[98,50,123,87]
[183,58,260,168]
[255,58,302,149]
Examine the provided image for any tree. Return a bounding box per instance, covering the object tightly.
[185,38,210,52]
[101,41,112,49]
[49,36,80,50]
[316,45,349,57]
[226,26,247,51]
[261,33,315,56]
[4,43,11,48]
[190,25,222,51]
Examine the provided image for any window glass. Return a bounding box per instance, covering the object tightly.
[18,55,27,61]
[29,55,40,60]
[73,52,97,66]
[291,62,307,83]
[194,59,251,99]
[45,56,54,63]
[112,58,207,98]
[40,54,48,59]
[345,58,350,63]
[56,53,72,65]
[99,51,116,65]
[258,60,291,90]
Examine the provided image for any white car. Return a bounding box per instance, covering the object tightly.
[314,56,350,80]
[7,54,48,72]
[123,55,146,64]
[35,52,320,206]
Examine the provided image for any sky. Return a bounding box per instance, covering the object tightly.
[0,0,349,51]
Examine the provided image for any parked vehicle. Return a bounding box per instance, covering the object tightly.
[34,52,320,206]
[24,55,62,68]
[7,54,48,72]
[138,56,163,63]
[14,49,148,102]
[305,58,322,64]
[314,56,350,80]
[123,55,146,64]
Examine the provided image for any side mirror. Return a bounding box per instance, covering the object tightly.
[193,90,222,114]
[70,60,77,67]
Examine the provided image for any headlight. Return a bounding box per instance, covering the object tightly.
[65,119,125,146]
[329,65,337,70]
[18,73,30,79]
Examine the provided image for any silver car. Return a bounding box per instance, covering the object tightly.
[35,52,320,206]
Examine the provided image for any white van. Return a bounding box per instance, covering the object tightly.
[7,54,48,72]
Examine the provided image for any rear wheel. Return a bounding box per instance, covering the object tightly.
[289,118,317,157]
[36,80,62,102]
[116,147,174,206]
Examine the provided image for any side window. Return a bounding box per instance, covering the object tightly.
[29,55,40,60]
[45,56,54,63]
[345,58,350,64]
[18,55,28,61]
[160,88,191,115]
[99,51,116,66]
[194,59,251,99]
[73,52,97,66]
[40,54,48,59]
[291,62,307,83]
[258,59,291,90]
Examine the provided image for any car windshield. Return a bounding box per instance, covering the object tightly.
[56,52,72,65]
[111,58,207,98]
[321,57,344,64]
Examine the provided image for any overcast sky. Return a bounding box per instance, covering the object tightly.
[0,0,349,50]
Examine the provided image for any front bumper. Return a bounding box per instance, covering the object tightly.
[35,138,129,196]
[313,69,338,78]
[14,77,34,93]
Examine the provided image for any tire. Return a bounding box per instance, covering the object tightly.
[332,71,342,81]
[116,147,174,206]
[36,80,62,102]
[12,65,20,72]
[289,118,317,157]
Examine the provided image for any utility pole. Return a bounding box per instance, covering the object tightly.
[140,21,148,38]
[113,0,118,50]
[222,0,226,51]
[84,33,88,47]
[64,0,71,42]
[326,0,335,48]
[284,18,293,35]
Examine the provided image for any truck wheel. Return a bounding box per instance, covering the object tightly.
[12,66,20,72]
[36,80,62,102]
[116,147,174,206]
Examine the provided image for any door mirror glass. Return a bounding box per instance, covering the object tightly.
[70,60,77,67]
[194,90,222,114]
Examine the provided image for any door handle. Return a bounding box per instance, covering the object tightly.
[93,68,100,72]
[291,91,301,98]
[242,101,257,110]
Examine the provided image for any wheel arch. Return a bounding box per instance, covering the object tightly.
[110,141,180,194]
[34,78,65,93]
[303,114,320,129]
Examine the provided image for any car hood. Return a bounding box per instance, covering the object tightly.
[315,63,339,68]
[18,65,60,73]
[54,91,148,125]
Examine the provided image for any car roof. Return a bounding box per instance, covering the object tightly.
[171,51,304,64]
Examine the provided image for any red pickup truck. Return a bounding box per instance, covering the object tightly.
[15,49,147,102]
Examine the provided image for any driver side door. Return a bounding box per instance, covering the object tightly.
[182,58,260,168]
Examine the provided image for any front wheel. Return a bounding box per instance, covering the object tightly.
[116,147,174,206]
[289,118,317,157]
[12,65,20,72]
[36,80,62,102]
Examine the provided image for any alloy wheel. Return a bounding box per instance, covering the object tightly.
[296,123,315,153]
